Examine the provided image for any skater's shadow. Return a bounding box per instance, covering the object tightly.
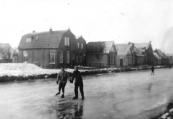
[55,99,84,119]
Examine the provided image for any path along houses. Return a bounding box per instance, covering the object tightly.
[17,28,172,68]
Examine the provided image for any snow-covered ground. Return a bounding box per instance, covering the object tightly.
[0,63,165,79]
[0,63,73,77]
[0,63,119,77]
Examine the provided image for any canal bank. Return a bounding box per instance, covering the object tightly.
[0,63,167,82]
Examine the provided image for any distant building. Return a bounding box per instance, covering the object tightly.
[75,36,87,66]
[133,41,153,65]
[153,52,161,65]
[0,43,12,63]
[154,49,169,65]
[86,41,117,68]
[18,28,77,68]
[166,54,173,65]
[115,43,135,67]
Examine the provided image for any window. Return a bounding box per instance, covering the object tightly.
[81,43,83,49]
[65,37,70,46]
[77,43,80,49]
[26,38,31,43]
[67,51,70,63]
[59,51,63,63]
[50,50,55,64]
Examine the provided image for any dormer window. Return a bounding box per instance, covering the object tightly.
[65,37,70,46]
[26,38,31,43]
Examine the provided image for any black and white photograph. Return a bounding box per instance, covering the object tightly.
[0,0,173,119]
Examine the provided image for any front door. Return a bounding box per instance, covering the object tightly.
[120,59,123,67]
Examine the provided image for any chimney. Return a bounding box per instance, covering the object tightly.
[33,30,35,33]
[128,42,131,45]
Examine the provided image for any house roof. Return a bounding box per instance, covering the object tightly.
[18,29,71,49]
[155,50,168,59]
[134,47,146,55]
[153,52,161,59]
[115,44,130,55]
[87,41,115,53]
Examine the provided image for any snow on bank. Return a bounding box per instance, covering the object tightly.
[0,63,165,81]
[0,63,61,77]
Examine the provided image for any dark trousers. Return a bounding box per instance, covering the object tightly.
[59,83,66,94]
[74,83,84,98]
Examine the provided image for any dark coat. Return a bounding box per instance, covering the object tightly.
[71,70,83,85]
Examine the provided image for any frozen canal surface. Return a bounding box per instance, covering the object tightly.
[0,69,173,119]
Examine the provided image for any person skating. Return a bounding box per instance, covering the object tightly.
[55,66,69,98]
[70,66,84,100]
[151,65,155,75]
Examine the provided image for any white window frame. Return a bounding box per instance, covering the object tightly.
[59,51,63,63]
[67,51,70,63]
[26,38,32,43]
[81,43,83,49]
[65,37,70,46]
[77,43,80,49]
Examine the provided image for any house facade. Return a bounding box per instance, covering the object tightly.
[0,43,13,63]
[134,41,153,65]
[167,55,173,65]
[153,52,161,65]
[18,29,77,68]
[154,49,169,65]
[86,41,117,68]
[115,43,135,67]
[75,36,87,66]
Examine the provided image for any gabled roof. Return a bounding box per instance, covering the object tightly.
[153,52,161,59]
[134,47,146,55]
[18,29,72,49]
[115,44,130,55]
[155,50,168,59]
[87,41,115,54]
[134,43,150,49]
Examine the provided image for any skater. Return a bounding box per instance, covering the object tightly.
[70,66,84,100]
[55,66,69,98]
[151,65,155,75]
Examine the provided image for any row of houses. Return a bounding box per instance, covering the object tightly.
[15,28,173,68]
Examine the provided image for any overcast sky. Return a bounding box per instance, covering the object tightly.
[0,0,173,54]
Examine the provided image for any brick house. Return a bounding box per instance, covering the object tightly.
[167,54,173,65]
[115,43,135,67]
[86,41,117,68]
[133,41,153,65]
[153,52,161,65]
[75,36,87,66]
[133,46,147,65]
[154,49,169,65]
[18,28,77,68]
[0,43,13,63]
